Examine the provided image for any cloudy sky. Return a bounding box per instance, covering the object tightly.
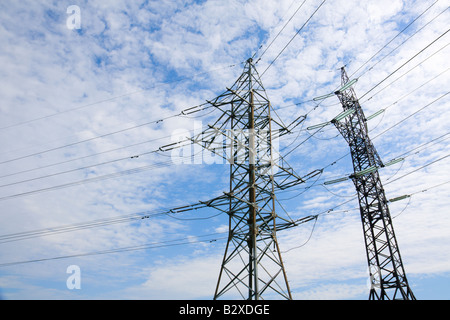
[0,0,449,300]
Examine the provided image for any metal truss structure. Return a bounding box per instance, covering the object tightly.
[200,58,300,300]
[331,67,415,300]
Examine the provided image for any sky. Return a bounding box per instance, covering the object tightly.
[0,0,449,300]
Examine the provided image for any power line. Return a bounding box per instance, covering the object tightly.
[361,42,450,104]
[369,66,450,112]
[0,133,173,180]
[282,85,450,178]
[0,161,174,202]
[0,232,229,268]
[0,63,239,132]
[373,91,450,140]
[260,0,327,77]
[394,132,450,159]
[0,102,212,165]
[272,41,449,114]
[281,215,318,253]
[5,86,443,205]
[272,4,448,112]
[2,154,448,266]
[350,0,445,78]
[277,129,450,196]
[3,19,445,171]
[359,27,450,100]
[255,0,308,63]
[358,4,449,80]
[0,210,165,244]
[0,199,220,244]
[385,153,450,185]
[0,150,161,189]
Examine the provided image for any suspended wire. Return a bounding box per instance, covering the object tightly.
[371,66,450,113]
[2,155,448,265]
[2,70,444,204]
[394,132,450,159]
[410,179,450,196]
[0,63,239,132]
[361,42,450,104]
[0,161,174,202]
[277,129,450,197]
[1,6,446,218]
[260,0,327,77]
[372,91,450,140]
[2,82,442,204]
[3,2,444,171]
[0,150,160,189]
[321,135,450,190]
[391,196,413,220]
[0,232,229,268]
[270,4,448,113]
[359,27,450,100]
[285,177,450,251]
[254,0,308,63]
[9,35,440,180]
[165,211,224,221]
[350,0,445,78]
[385,158,405,181]
[390,179,450,219]
[385,153,450,185]
[5,130,444,249]
[0,104,228,181]
[0,29,450,175]
[277,168,323,201]
[0,133,173,180]
[0,199,223,245]
[0,102,212,165]
[278,77,449,179]
[271,40,449,114]
[281,215,318,253]
[0,210,166,244]
[0,118,228,189]
[2,3,449,273]
[320,184,356,198]
[358,5,449,80]
[272,26,450,144]
[275,7,449,114]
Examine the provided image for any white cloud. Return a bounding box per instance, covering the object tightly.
[0,0,449,300]
[122,253,223,299]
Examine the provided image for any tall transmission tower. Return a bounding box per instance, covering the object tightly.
[331,67,416,300]
[189,58,306,300]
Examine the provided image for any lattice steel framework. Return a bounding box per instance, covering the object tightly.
[332,67,415,300]
[192,58,303,300]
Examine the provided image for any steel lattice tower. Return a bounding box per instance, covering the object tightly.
[192,58,296,300]
[331,67,415,300]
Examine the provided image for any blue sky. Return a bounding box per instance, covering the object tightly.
[0,0,449,300]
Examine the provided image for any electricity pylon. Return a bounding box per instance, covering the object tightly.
[190,58,305,300]
[331,67,415,300]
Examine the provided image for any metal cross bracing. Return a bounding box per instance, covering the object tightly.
[331,67,416,300]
